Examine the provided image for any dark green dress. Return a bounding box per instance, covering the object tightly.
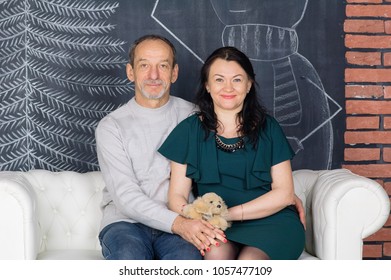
[158,114,305,259]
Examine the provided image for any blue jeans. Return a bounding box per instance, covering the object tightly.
[99,221,202,260]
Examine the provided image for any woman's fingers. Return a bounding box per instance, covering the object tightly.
[172,216,228,253]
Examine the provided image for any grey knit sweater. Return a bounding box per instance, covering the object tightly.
[96,96,196,233]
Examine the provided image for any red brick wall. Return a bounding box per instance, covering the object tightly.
[343,0,391,259]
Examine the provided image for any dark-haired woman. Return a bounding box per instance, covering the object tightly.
[158,46,305,260]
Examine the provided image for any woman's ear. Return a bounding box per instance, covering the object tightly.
[247,81,253,93]
[205,83,210,93]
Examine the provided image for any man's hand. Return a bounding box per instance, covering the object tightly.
[293,195,306,229]
[171,215,226,254]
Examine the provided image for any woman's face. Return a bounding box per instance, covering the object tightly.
[205,58,252,114]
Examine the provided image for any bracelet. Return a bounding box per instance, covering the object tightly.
[240,204,244,222]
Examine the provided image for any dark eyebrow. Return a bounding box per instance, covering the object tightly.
[213,74,244,78]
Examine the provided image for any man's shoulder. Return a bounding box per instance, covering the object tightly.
[96,100,132,129]
[170,96,195,109]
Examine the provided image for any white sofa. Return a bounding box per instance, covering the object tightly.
[0,168,389,260]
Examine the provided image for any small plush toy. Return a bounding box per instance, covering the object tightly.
[182,192,231,230]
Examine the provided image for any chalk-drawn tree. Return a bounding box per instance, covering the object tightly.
[0,0,130,172]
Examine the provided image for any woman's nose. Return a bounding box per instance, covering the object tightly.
[223,82,234,91]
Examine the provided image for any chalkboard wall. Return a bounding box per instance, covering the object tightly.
[0,0,345,172]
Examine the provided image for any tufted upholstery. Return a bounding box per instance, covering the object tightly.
[0,168,389,260]
[0,170,104,260]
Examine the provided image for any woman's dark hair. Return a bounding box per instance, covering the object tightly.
[194,46,267,147]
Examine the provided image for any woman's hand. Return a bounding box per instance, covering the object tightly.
[172,215,227,254]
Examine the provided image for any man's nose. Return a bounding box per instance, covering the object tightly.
[148,65,159,79]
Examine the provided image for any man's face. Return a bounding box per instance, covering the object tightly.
[127,39,178,104]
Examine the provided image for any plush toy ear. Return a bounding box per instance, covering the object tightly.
[193,198,211,214]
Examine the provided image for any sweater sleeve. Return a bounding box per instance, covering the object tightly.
[96,116,178,233]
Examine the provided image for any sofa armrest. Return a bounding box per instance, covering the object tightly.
[311,169,390,259]
[0,172,39,259]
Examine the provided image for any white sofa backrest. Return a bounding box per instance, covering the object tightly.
[23,170,105,253]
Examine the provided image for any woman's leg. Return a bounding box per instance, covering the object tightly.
[204,241,240,260]
[237,246,270,260]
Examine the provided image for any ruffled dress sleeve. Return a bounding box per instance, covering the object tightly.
[158,114,220,184]
[247,115,295,189]
[267,115,295,166]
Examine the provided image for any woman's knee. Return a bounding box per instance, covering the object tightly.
[204,241,239,260]
[238,246,270,260]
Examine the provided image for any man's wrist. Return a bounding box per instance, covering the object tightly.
[171,215,185,234]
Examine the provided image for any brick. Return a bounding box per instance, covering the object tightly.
[364,227,391,242]
[384,52,391,66]
[385,86,391,98]
[345,34,391,49]
[346,116,379,130]
[346,5,391,18]
[386,21,391,34]
[384,215,391,227]
[384,242,391,257]
[346,51,381,66]
[345,68,391,83]
[383,147,391,162]
[363,244,383,258]
[384,182,391,196]
[345,131,391,144]
[375,179,384,187]
[345,85,383,98]
[344,19,384,33]
[346,100,391,114]
[384,117,391,129]
[347,0,382,3]
[344,148,380,161]
[343,164,391,178]
[347,0,383,3]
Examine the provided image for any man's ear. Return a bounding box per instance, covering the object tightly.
[171,64,179,83]
[126,63,134,82]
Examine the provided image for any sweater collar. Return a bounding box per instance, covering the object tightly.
[128,96,174,116]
